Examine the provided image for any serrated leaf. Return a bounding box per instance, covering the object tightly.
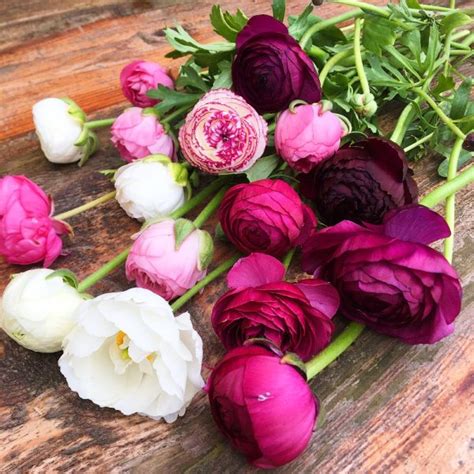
[148,85,203,115]
[440,12,472,35]
[245,154,280,182]
[46,269,79,289]
[437,147,473,177]
[210,5,248,42]
[272,0,285,22]
[176,65,209,92]
[450,79,472,120]
[362,17,397,56]
[212,61,232,89]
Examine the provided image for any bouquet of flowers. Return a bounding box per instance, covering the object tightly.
[1,0,473,468]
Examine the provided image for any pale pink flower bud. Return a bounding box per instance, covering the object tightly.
[275,103,345,173]
[120,60,174,108]
[126,219,214,300]
[179,89,268,174]
[111,108,175,162]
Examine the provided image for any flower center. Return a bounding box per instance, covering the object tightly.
[204,111,246,162]
[115,331,155,362]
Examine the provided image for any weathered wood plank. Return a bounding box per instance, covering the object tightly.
[0,1,473,472]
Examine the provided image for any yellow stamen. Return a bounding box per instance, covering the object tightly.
[115,331,126,346]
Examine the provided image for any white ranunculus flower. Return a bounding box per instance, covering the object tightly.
[114,155,187,222]
[58,288,204,422]
[0,269,85,353]
[33,97,97,165]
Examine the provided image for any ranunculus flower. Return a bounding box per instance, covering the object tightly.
[207,345,318,468]
[232,15,322,114]
[120,60,174,108]
[33,97,98,165]
[300,136,418,225]
[126,218,213,300]
[59,288,204,421]
[219,179,316,257]
[212,253,337,361]
[0,175,69,266]
[275,102,346,173]
[114,155,187,221]
[178,89,267,174]
[1,269,84,352]
[302,205,463,344]
[111,107,175,162]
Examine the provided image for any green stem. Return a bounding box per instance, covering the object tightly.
[353,19,370,97]
[308,45,328,62]
[85,118,115,129]
[171,255,240,311]
[449,0,455,8]
[306,322,365,379]
[319,50,353,85]
[161,104,190,124]
[420,165,474,208]
[54,191,116,221]
[192,186,228,228]
[443,31,453,76]
[331,0,390,18]
[76,178,229,293]
[452,30,470,42]
[403,132,434,152]
[390,99,420,146]
[300,9,364,49]
[77,248,130,293]
[419,3,455,10]
[282,248,296,271]
[268,123,276,133]
[443,137,464,263]
[412,88,466,140]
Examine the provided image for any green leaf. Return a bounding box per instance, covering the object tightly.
[440,12,472,35]
[212,61,232,89]
[210,5,248,42]
[197,230,215,271]
[288,4,313,40]
[148,86,203,115]
[245,155,280,182]
[272,0,285,22]
[432,74,455,96]
[450,79,472,120]
[422,25,441,75]
[46,269,79,289]
[176,65,210,92]
[289,11,346,45]
[437,147,473,177]
[406,0,421,8]
[362,17,397,56]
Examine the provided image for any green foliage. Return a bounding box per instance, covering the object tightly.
[46,269,79,289]
[245,155,281,182]
[272,0,286,22]
[210,5,248,42]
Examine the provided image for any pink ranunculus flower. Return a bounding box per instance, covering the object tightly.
[120,60,174,108]
[179,89,268,174]
[0,176,69,267]
[275,103,345,173]
[126,218,214,300]
[111,107,175,162]
[207,345,318,468]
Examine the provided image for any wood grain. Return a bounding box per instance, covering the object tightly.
[0,0,473,472]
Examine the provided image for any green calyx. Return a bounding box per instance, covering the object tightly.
[289,99,309,113]
[174,218,197,250]
[281,352,308,380]
[61,97,87,123]
[46,269,79,290]
[352,93,378,118]
[197,229,214,271]
[143,155,190,189]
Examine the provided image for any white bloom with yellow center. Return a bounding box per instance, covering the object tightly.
[58,287,204,422]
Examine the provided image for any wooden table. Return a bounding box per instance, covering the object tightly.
[0,1,473,472]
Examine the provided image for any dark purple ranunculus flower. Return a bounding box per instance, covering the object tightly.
[211,253,338,361]
[232,15,322,114]
[302,205,462,344]
[300,137,418,225]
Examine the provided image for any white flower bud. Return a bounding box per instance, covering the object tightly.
[59,288,204,421]
[0,269,84,353]
[33,98,97,165]
[114,155,187,222]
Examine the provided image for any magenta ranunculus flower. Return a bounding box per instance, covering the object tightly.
[219,179,316,257]
[212,253,337,361]
[275,103,346,173]
[207,345,318,468]
[178,89,267,174]
[302,205,463,344]
[126,218,213,300]
[300,136,418,225]
[232,15,322,114]
[111,107,175,162]
[0,176,69,267]
[120,60,174,108]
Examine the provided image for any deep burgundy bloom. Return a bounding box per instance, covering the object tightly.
[302,205,463,344]
[207,345,318,469]
[218,179,317,257]
[232,15,322,114]
[212,253,338,361]
[300,137,418,225]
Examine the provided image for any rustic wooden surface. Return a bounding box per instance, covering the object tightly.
[0,0,473,472]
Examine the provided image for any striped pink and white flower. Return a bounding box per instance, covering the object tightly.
[179,89,267,174]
